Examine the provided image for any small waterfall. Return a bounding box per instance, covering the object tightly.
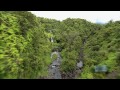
[51,37,54,43]
[49,30,54,43]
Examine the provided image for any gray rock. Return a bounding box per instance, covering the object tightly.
[77,61,83,68]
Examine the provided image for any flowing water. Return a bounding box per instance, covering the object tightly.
[48,51,62,79]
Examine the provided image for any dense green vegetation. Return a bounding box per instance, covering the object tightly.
[0,11,120,79]
[0,11,52,78]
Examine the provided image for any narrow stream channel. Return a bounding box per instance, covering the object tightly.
[49,51,62,79]
[48,30,85,79]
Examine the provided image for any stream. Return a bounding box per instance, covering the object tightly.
[47,30,85,79]
[48,51,62,79]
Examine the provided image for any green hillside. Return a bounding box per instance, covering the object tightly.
[0,11,120,79]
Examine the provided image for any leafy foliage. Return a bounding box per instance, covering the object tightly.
[0,11,120,79]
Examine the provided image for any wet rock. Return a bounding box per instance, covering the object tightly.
[77,61,83,68]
